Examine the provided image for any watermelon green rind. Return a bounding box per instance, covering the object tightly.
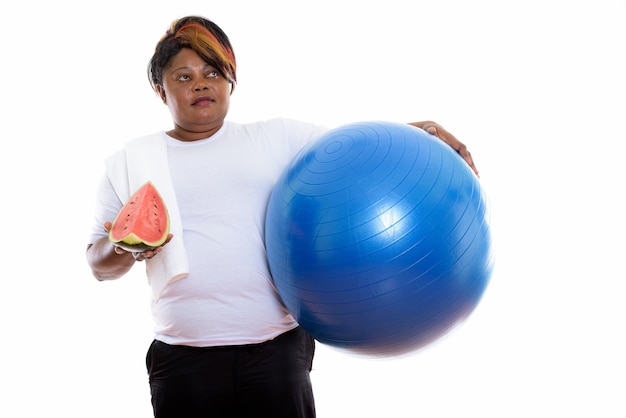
[108,181,170,251]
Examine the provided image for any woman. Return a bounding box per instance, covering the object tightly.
[86,15,478,418]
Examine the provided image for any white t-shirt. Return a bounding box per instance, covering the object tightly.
[89,118,328,347]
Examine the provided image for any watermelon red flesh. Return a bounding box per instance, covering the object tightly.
[108,181,170,249]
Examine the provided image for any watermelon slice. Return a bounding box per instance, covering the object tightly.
[108,181,170,252]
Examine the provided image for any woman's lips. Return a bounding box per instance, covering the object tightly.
[193,96,213,106]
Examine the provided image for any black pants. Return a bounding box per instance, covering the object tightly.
[146,327,316,418]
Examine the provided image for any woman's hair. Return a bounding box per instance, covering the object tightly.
[148,16,237,92]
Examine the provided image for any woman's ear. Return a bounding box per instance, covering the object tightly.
[156,85,167,104]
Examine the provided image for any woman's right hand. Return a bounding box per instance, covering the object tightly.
[105,221,173,261]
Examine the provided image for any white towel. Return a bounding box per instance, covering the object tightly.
[105,132,189,302]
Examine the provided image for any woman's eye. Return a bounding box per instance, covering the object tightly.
[207,71,219,79]
[177,74,191,81]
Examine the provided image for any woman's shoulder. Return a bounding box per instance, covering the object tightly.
[229,118,328,136]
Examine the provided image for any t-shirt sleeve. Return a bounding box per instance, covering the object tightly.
[87,172,124,245]
[273,118,330,157]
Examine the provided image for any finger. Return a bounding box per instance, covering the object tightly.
[423,126,480,177]
[424,126,438,136]
[133,252,146,261]
[459,149,479,177]
[132,249,160,261]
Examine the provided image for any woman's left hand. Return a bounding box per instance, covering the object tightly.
[409,121,479,177]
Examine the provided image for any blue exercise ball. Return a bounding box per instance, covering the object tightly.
[265,121,494,356]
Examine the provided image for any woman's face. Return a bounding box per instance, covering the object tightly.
[157,48,232,141]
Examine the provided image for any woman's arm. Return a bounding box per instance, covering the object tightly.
[86,235,136,281]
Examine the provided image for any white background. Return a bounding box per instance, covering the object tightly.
[1,0,624,416]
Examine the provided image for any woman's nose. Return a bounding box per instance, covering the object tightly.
[194,82,209,91]
[193,77,210,91]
